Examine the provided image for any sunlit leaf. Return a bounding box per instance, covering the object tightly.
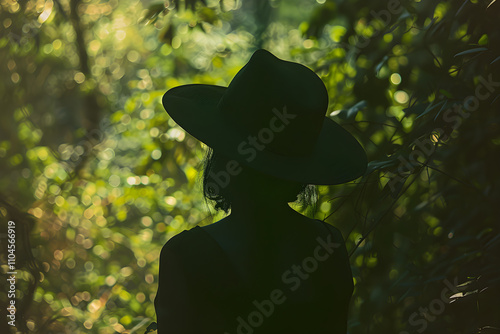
[141,3,168,25]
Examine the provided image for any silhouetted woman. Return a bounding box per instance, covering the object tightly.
[153,49,367,334]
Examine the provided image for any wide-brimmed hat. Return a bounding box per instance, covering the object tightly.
[162,49,367,185]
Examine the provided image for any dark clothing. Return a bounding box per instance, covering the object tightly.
[154,220,353,334]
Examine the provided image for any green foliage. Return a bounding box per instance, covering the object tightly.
[0,0,499,333]
[303,0,500,332]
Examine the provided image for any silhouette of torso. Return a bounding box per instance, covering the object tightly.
[155,213,353,334]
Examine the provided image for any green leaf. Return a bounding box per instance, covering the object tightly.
[434,100,449,121]
[198,7,218,24]
[365,158,399,174]
[375,55,389,76]
[140,3,168,25]
[159,24,174,45]
[454,47,488,57]
[336,100,367,120]
[490,56,500,65]
[456,0,468,17]
[439,89,453,98]
[416,100,445,119]
[347,100,367,119]
[403,103,427,116]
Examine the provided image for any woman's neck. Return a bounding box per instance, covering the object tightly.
[228,198,300,224]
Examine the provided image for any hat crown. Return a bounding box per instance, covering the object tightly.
[161,49,368,184]
[217,49,329,157]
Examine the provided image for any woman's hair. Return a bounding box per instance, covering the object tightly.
[200,147,317,213]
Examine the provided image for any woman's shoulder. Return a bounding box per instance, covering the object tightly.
[201,214,344,239]
[294,215,344,240]
[311,218,343,235]
[159,227,205,259]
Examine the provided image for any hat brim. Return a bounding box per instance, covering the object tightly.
[163,84,367,185]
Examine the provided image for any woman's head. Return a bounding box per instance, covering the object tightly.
[201,148,317,213]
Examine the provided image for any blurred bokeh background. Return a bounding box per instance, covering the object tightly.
[1,0,500,333]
